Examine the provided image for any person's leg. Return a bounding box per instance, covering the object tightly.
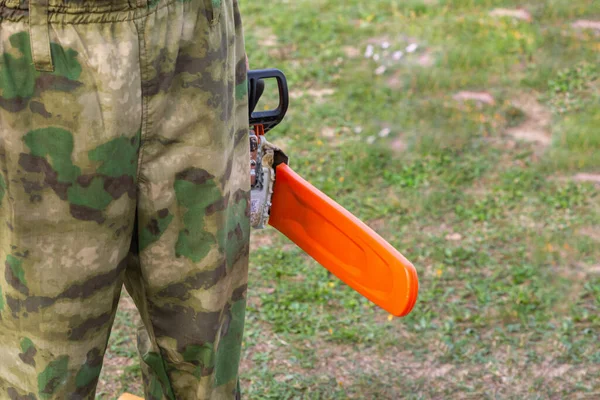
[0,8,141,399]
[124,0,250,398]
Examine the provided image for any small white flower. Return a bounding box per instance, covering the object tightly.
[406,43,418,53]
[381,41,390,49]
[378,128,391,137]
[393,51,404,60]
[373,54,380,61]
[354,126,363,134]
[364,45,374,58]
[366,136,376,144]
[375,65,386,75]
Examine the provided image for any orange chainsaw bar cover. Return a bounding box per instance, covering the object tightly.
[268,164,418,317]
[118,394,143,400]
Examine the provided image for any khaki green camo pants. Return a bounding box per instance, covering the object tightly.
[0,0,250,398]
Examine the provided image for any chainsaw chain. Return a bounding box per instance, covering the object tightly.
[250,130,276,229]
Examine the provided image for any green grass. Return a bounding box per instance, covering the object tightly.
[99,0,600,398]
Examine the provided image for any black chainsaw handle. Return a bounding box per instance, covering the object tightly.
[248,69,289,133]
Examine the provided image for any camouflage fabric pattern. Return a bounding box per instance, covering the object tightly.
[0,0,249,399]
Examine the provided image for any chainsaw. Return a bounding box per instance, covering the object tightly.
[247,69,418,317]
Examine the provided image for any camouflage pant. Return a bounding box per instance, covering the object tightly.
[0,0,250,398]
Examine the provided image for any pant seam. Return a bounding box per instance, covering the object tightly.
[132,19,177,399]
[135,17,149,186]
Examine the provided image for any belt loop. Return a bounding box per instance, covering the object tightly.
[29,0,54,72]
